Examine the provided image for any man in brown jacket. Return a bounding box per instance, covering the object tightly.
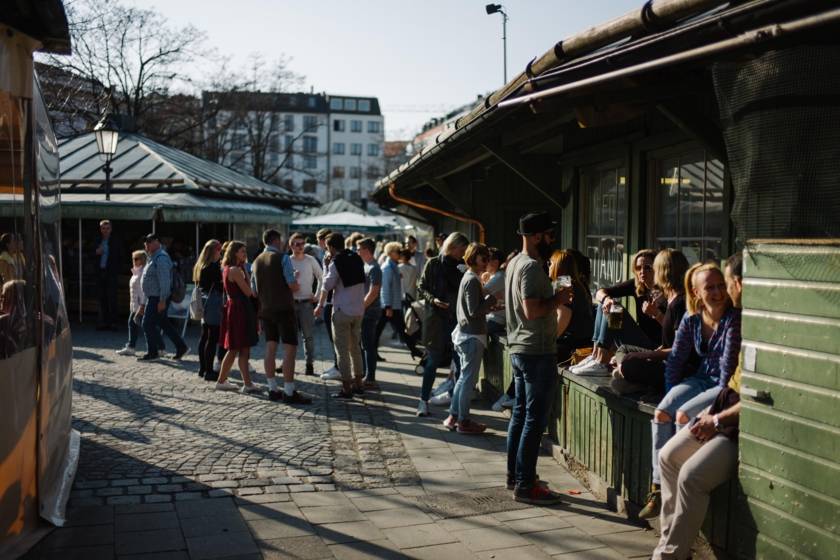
[252,229,311,404]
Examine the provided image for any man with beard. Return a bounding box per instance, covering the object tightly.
[505,212,572,505]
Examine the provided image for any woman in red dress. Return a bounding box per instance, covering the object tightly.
[216,241,260,393]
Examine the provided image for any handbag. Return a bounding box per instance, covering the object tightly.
[189,283,211,321]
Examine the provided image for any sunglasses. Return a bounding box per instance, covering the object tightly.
[635,264,653,272]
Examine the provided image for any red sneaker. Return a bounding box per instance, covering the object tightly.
[513,484,563,506]
[456,419,487,434]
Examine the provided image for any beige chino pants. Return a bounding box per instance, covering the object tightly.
[331,310,363,382]
[652,423,738,560]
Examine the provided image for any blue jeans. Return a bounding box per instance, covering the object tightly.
[592,305,654,350]
[127,310,142,349]
[361,310,379,381]
[449,337,483,422]
[142,296,186,357]
[651,375,719,484]
[507,353,557,489]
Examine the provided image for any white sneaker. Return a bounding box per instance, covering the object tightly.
[491,394,516,412]
[573,360,611,376]
[215,381,239,392]
[416,400,430,417]
[116,345,135,356]
[568,355,594,373]
[432,378,454,397]
[321,366,342,380]
[240,384,263,394]
[429,392,451,407]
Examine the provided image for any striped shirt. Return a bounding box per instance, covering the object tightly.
[664,307,741,391]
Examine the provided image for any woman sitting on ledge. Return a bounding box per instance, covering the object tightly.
[639,261,741,520]
[569,249,664,375]
[610,248,691,395]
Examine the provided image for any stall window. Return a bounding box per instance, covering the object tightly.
[651,150,724,263]
[580,163,627,293]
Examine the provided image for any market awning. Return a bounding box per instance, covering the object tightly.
[292,211,401,233]
[58,192,290,224]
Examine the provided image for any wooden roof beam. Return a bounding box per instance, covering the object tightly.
[481,142,568,209]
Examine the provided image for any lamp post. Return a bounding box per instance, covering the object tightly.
[93,115,119,201]
[485,3,508,84]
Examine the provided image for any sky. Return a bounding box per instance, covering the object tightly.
[130,0,641,140]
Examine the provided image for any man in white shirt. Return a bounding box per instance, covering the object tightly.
[289,232,323,376]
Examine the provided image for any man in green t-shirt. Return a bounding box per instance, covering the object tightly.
[505,212,572,505]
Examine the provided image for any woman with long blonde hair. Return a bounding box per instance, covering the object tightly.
[641,262,740,520]
[194,239,223,380]
[611,249,691,396]
[216,241,260,393]
[570,249,663,375]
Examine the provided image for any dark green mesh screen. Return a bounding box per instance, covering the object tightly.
[712,45,840,243]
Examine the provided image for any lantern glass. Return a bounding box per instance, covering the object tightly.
[94,125,119,157]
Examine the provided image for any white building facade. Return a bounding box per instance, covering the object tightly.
[204,92,384,204]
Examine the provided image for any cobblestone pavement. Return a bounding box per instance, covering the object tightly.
[23,321,657,559]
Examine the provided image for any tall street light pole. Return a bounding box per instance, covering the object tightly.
[485,4,508,84]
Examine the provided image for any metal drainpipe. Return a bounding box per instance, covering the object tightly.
[388,182,486,243]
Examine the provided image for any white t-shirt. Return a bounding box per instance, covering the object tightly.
[290,253,323,300]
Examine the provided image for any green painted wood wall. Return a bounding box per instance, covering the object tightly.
[737,241,840,560]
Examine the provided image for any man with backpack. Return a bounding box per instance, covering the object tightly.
[139,233,189,361]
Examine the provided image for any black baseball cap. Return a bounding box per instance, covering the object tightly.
[517,212,558,235]
[143,233,160,242]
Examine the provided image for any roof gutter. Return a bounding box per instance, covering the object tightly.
[387,182,486,243]
[499,7,840,108]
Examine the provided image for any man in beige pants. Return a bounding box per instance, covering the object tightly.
[315,233,366,399]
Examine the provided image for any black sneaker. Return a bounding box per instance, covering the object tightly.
[283,391,313,404]
[513,484,563,506]
[173,346,190,361]
[204,371,219,382]
[137,354,160,362]
[268,390,284,402]
[305,363,315,376]
[506,475,546,491]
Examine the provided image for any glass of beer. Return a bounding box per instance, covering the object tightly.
[607,303,624,330]
[553,275,572,292]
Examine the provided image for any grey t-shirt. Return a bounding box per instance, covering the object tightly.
[505,253,555,355]
[363,261,382,316]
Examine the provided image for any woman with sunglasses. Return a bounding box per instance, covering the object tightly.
[570,249,663,375]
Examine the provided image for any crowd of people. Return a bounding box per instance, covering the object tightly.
[108,209,744,554]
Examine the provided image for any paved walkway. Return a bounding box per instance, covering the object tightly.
[23,321,657,559]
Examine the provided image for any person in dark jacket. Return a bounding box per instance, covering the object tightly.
[415,232,468,417]
[93,219,124,330]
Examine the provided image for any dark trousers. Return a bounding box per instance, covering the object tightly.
[324,304,338,367]
[127,310,143,349]
[97,269,118,327]
[361,311,379,381]
[420,324,462,401]
[142,296,186,357]
[199,323,220,374]
[375,308,419,355]
[507,353,557,488]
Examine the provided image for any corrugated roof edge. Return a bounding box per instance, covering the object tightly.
[373,0,728,195]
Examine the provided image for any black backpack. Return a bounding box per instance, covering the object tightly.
[169,261,186,304]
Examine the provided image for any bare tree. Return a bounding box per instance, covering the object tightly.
[38,0,207,143]
[202,54,324,189]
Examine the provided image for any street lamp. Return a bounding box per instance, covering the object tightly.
[94,115,119,201]
[485,3,508,84]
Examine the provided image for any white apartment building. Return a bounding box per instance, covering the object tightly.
[326,95,385,204]
[203,92,384,204]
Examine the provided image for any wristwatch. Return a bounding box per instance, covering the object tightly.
[712,414,722,432]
